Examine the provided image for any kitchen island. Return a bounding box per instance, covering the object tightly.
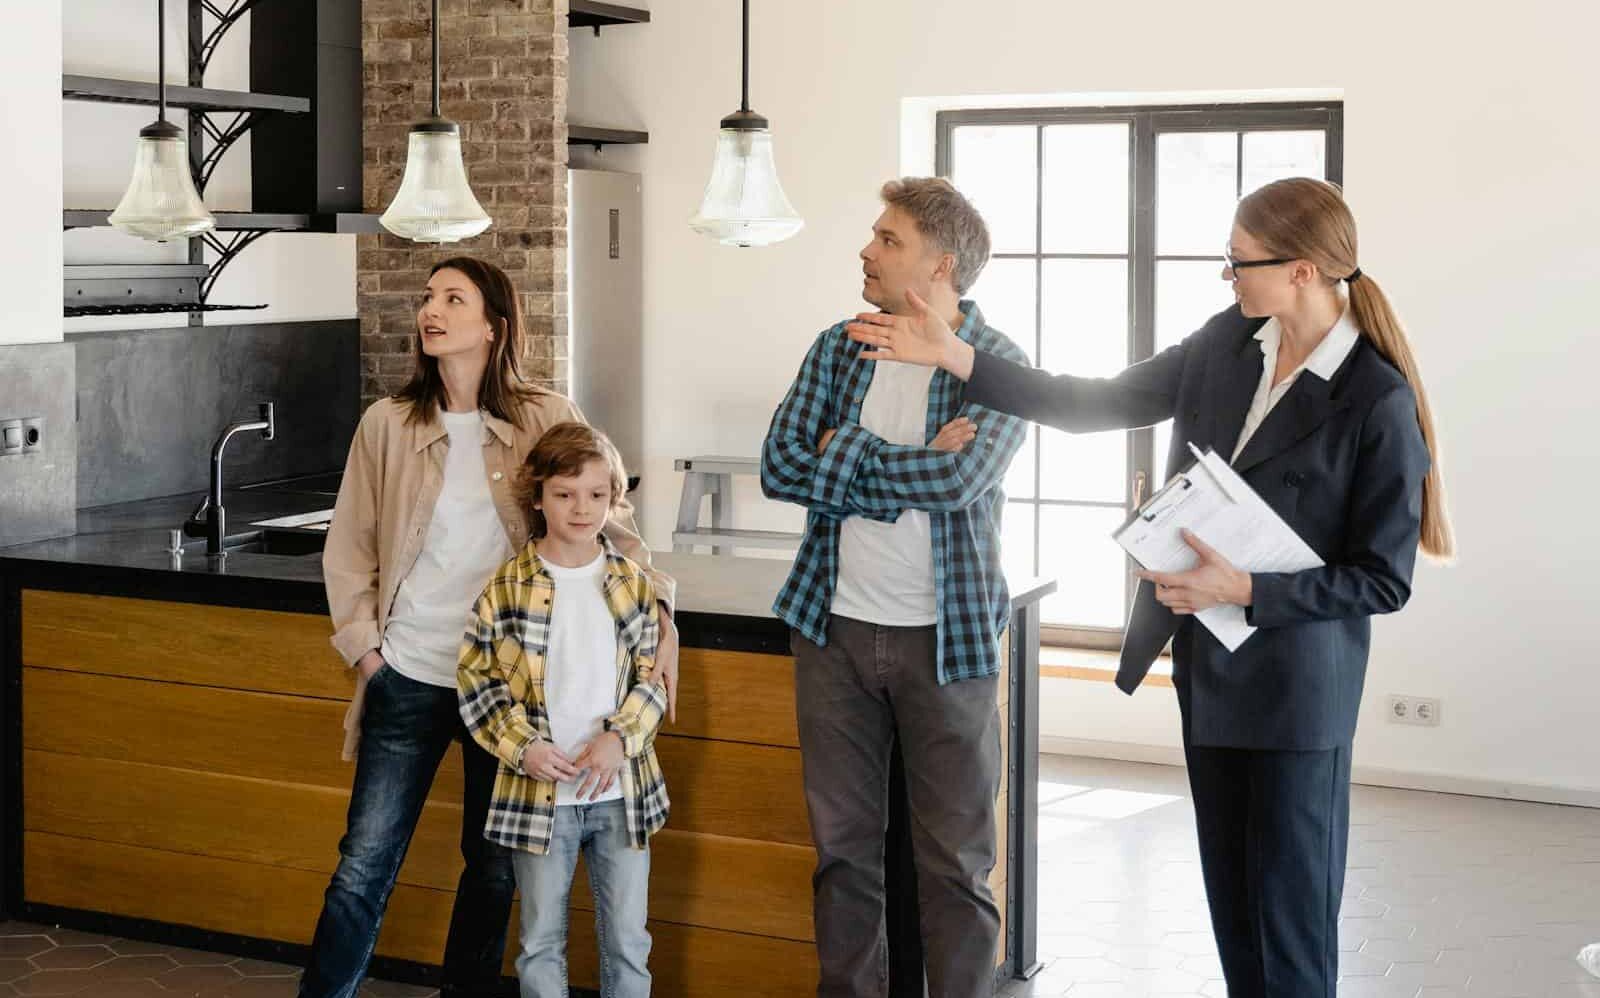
[0,488,1053,997]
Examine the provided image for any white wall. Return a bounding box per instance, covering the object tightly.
[570,0,1600,798]
[0,2,64,345]
[61,0,355,333]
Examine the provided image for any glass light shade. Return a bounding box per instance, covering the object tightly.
[380,126,492,244]
[107,127,215,242]
[689,128,803,248]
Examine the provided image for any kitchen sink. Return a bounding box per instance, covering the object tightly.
[179,527,326,558]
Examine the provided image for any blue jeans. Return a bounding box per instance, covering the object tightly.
[510,800,651,998]
[299,664,516,998]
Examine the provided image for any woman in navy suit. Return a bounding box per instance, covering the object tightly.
[846,178,1454,997]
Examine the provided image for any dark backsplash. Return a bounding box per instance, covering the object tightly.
[72,319,360,508]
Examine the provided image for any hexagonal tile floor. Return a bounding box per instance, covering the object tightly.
[0,924,435,998]
[992,757,1600,998]
[1,758,1596,997]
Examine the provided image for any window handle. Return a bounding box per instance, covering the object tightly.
[1129,470,1150,589]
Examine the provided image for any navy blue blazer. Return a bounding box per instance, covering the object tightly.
[966,305,1431,750]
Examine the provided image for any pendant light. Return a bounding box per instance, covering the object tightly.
[379,0,491,243]
[689,0,803,248]
[108,0,215,242]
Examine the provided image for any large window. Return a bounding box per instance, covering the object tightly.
[937,102,1343,647]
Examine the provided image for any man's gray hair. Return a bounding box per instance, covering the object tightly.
[879,177,992,294]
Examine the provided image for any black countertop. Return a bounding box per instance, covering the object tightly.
[0,490,1056,652]
[0,488,336,613]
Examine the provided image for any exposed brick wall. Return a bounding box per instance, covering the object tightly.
[359,0,568,411]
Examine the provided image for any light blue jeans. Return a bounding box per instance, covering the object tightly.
[510,799,652,998]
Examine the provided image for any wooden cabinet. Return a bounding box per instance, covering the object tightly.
[14,585,1039,995]
[18,592,828,995]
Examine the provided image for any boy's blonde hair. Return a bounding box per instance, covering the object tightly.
[514,422,627,539]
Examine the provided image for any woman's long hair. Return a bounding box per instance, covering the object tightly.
[393,256,542,430]
[1236,178,1455,561]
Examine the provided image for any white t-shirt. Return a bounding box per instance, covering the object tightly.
[381,410,514,688]
[543,551,625,806]
[830,359,939,627]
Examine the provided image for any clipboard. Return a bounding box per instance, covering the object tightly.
[1111,444,1323,652]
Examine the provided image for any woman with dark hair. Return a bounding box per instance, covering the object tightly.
[301,257,678,998]
[847,178,1453,997]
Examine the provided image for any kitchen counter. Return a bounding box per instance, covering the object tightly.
[0,491,1057,614]
[0,488,334,604]
[0,489,1053,650]
[0,493,1055,997]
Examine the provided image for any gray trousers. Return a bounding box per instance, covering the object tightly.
[793,615,1003,998]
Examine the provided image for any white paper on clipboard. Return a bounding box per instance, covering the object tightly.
[1112,444,1323,651]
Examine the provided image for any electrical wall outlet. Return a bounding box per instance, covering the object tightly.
[21,416,43,453]
[0,416,44,456]
[1387,694,1441,727]
[0,418,21,456]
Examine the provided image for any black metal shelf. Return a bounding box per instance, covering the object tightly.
[569,1,650,31]
[63,73,309,196]
[64,210,382,234]
[62,211,381,320]
[62,74,308,115]
[61,264,269,319]
[568,124,649,149]
[64,302,267,318]
[65,263,205,308]
[61,1,367,326]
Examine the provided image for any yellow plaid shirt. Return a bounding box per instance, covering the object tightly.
[457,536,668,855]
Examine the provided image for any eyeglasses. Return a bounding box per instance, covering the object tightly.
[1222,248,1293,279]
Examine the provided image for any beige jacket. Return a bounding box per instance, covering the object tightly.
[324,389,676,760]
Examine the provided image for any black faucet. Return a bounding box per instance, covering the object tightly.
[183,402,276,555]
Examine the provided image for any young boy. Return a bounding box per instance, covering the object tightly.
[458,421,667,998]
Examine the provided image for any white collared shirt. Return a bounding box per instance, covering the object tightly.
[1231,308,1361,464]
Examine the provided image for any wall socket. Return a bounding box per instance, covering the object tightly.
[0,418,22,456]
[0,416,44,456]
[22,417,43,453]
[1387,694,1441,726]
